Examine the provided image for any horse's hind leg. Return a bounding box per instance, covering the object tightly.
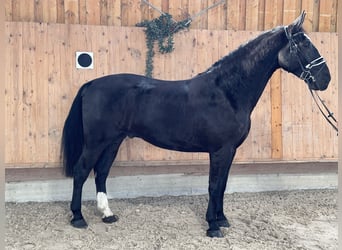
[70,146,106,228]
[94,138,124,223]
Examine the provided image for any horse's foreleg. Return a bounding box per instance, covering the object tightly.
[206,146,236,238]
[94,141,123,224]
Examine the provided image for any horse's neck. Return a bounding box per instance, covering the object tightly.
[215,29,286,113]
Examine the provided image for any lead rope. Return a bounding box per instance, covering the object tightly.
[141,0,226,27]
[309,89,338,135]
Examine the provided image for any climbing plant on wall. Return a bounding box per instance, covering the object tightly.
[136,14,190,78]
[137,0,225,78]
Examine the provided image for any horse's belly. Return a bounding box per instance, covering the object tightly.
[134,126,209,153]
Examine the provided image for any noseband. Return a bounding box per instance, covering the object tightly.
[284,26,326,85]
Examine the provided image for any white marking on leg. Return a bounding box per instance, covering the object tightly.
[97,192,114,218]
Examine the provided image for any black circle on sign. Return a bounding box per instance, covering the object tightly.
[78,53,92,67]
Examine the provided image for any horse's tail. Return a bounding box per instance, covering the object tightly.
[61,83,90,177]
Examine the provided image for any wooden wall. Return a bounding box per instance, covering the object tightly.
[5,22,338,168]
[5,0,338,32]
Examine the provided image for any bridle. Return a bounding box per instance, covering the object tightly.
[284,26,326,85]
[284,26,338,134]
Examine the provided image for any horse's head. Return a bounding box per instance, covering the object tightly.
[278,11,331,90]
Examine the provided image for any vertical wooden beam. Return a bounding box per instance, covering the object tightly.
[35,0,58,23]
[330,0,338,32]
[14,0,35,22]
[270,71,283,159]
[189,0,208,29]
[239,0,247,30]
[107,0,121,26]
[100,0,109,25]
[0,0,5,242]
[84,0,101,25]
[79,0,87,24]
[161,0,169,13]
[56,0,65,23]
[265,0,284,159]
[169,0,188,21]
[312,0,320,31]
[258,0,265,30]
[207,0,227,30]
[64,0,79,24]
[34,0,44,22]
[5,0,13,21]
[283,0,299,24]
[245,0,259,30]
[301,0,314,31]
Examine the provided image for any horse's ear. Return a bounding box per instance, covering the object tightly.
[288,11,306,34]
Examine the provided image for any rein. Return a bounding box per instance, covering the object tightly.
[309,89,338,134]
[284,26,338,134]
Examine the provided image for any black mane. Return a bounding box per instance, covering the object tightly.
[201,26,290,76]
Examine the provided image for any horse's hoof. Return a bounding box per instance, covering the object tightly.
[217,219,230,228]
[206,229,224,238]
[102,215,119,224]
[71,218,88,228]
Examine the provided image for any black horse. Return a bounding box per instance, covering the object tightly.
[61,12,331,238]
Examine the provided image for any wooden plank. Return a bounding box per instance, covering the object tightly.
[207,0,227,30]
[318,0,333,32]
[281,73,295,160]
[148,0,163,20]
[264,0,283,159]
[47,23,63,162]
[283,0,301,25]
[264,0,284,29]
[270,71,283,159]
[64,0,79,24]
[79,0,87,24]
[107,0,121,26]
[11,0,33,21]
[16,23,49,163]
[100,0,109,25]
[5,22,22,164]
[312,0,320,31]
[257,0,265,30]
[161,0,169,13]
[330,0,338,32]
[121,0,142,26]
[84,0,101,25]
[188,0,208,29]
[34,1,51,22]
[120,0,129,26]
[56,0,66,23]
[245,0,259,30]
[168,0,188,21]
[95,25,110,76]
[226,0,246,30]
[301,0,314,31]
[5,0,13,21]
[33,23,50,162]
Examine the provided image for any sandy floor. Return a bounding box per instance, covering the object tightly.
[6,189,337,250]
